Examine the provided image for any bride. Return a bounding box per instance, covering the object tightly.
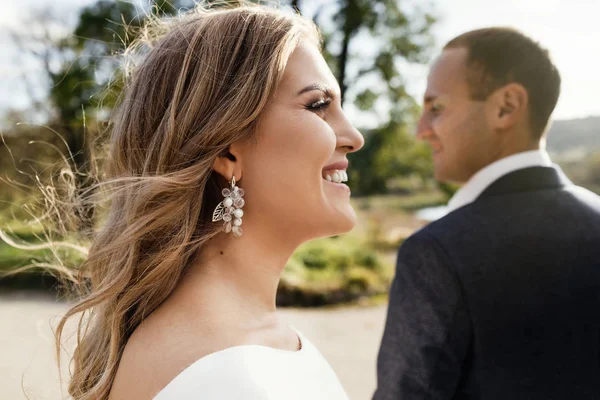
[54,2,364,400]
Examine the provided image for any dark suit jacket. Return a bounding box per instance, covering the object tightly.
[373,166,600,400]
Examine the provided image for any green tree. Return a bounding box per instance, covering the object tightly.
[48,1,141,232]
[319,0,435,111]
[10,1,197,232]
[350,121,433,195]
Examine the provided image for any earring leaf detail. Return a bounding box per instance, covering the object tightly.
[212,202,225,222]
[212,176,245,237]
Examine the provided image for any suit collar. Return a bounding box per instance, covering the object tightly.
[447,150,553,213]
[478,165,572,199]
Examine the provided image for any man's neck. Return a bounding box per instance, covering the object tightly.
[460,139,542,184]
[495,141,541,163]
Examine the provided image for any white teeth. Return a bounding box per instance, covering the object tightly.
[324,169,348,184]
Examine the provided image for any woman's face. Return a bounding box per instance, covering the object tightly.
[240,41,364,242]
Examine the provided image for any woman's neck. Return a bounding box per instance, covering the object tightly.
[182,231,299,320]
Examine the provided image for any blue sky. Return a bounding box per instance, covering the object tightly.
[1,0,599,124]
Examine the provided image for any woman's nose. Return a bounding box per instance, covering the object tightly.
[336,112,364,153]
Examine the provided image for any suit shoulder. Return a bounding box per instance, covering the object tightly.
[398,227,453,265]
[569,185,600,209]
[410,205,476,240]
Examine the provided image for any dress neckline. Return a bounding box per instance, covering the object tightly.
[154,326,305,398]
[198,326,305,356]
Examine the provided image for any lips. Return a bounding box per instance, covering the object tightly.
[428,142,442,155]
[427,140,442,154]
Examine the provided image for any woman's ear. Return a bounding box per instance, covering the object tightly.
[212,143,243,182]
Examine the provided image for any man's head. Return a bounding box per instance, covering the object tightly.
[417,27,561,183]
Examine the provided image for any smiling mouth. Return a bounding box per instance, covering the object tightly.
[322,169,348,184]
[427,140,442,153]
[428,143,442,154]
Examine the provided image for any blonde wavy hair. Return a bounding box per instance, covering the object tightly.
[12,2,319,399]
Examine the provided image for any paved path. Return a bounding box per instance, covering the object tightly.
[0,290,387,400]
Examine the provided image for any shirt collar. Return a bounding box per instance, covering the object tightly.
[446,149,553,213]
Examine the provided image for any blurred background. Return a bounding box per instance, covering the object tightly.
[1,1,599,399]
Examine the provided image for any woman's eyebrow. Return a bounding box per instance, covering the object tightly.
[297,83,335,98]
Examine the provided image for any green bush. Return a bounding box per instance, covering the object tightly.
[352,248,381,270]
[344,267,381,294]
[0,225,87,292]
[299,246,329,270]
[278,235,393,306]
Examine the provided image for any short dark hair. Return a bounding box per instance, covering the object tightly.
[444,27,561,138]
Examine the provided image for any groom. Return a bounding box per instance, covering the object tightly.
[373,28,600,400]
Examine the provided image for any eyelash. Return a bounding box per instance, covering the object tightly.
[306,98,332,112]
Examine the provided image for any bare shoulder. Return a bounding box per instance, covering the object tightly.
[108,307,220,400]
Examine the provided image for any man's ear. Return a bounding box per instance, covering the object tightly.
[487,83,528,130]
[212,143,243,182]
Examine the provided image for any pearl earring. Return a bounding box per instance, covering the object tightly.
[212,175,245,236]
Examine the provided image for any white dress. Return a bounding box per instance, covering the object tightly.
[152,329,350,399]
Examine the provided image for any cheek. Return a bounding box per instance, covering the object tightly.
[272,115,335,178]
[431,115,469,171]
[433,110,460,135]
[441,113,489,168]
[431,110,455,138]
[245,111,336,217]
[435,112,472,145]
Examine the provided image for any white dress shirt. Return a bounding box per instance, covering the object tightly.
[446,149,553,214]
